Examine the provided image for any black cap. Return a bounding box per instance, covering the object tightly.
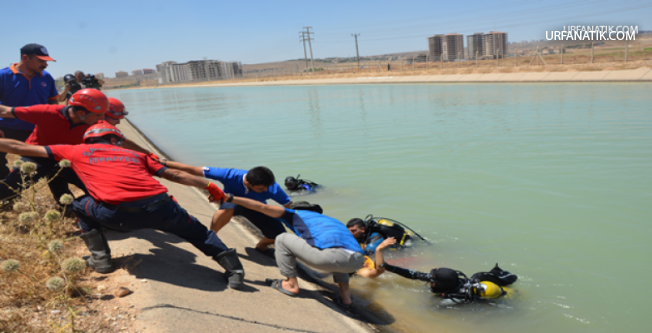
[20,43,55,61]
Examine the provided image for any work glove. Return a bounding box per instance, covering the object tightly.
[147,152,161,162]
[147,152,168,166]
[206,182,225,203]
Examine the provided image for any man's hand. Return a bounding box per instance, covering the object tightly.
[206,182,225,203]
[376,237,397,251]
[147,152,161,163]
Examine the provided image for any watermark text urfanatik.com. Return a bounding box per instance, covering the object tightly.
[546,26,638,41]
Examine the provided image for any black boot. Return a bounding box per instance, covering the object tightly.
[213,248,245,290]
[80,228,113,273]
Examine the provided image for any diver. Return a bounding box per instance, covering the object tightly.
[347,214,427,255]
[382,262,518,305]
[284,174,319,194]
[357,237,518,305]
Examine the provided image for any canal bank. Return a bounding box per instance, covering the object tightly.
[113,66,652,92]
[108,119,395,333]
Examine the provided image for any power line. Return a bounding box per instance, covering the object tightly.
[316,0,607,40]
[316,1,651,44]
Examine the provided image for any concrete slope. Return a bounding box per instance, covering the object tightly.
[112,121,380,333]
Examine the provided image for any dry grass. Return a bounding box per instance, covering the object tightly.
[0,155,125,333]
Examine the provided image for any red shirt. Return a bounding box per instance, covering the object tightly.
[13,105,90,146]
[46,143,168,204]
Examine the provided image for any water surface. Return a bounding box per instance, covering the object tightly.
[109,83,651,333]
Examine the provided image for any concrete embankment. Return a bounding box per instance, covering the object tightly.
[109,120,389,333]
[159,67,652,90]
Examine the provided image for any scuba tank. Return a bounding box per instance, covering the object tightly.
[439,263,517,304]
[365,217,411,247]
[363,214,431,247]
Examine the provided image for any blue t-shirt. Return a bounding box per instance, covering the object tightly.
[0,64,59,131]
[279,209,364,254]
[202,166,291,205]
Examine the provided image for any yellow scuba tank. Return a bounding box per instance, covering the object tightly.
[376,219,412,247]
[473,281,506,299]
[377,219,393,226]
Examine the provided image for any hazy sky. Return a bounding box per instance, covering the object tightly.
[2,0,649,78]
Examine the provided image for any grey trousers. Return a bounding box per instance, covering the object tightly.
[275,233,365,283]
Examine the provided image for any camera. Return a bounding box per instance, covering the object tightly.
[63,74,82,95]
[81,74,102,90]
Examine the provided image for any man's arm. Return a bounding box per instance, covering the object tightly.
[0,105,16,119]
[57,85,70,102]
[122,139,151,154]
[0,139,48,158]
[229,195,286,218]
[158,168,209,189]
[164,160,204,177]
[356,238,396,279]
[374,238,395,269]
[159,168,224,201]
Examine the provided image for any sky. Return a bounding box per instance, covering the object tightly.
[2,0,650,78]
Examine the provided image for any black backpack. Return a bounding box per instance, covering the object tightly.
[289,201,323,214]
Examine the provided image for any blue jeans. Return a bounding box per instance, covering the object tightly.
[73,193,228,256]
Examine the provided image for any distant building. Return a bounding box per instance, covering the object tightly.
[442,33,464,61]
[484,31,509,59]
[132,69,143,76]
[428,34,444,60]
[467,33,484,59]
[115,71,129,78]
[142,68,155,74]
[157,59,242,84]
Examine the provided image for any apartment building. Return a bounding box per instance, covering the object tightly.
[157,59,242,84]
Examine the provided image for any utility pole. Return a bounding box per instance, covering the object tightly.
[351,33,361,72]
[299,31,309,73]
[590,41,594,64]
[560,44,563,64]
[304,27,315,73]
[496,49,499,67]
[625,39,628,62]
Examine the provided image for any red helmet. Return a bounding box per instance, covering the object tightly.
[107,97,129,119]
[69,89,109,114]
[83,120,126,143]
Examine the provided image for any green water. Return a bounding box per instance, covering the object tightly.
[108,83,651,332]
